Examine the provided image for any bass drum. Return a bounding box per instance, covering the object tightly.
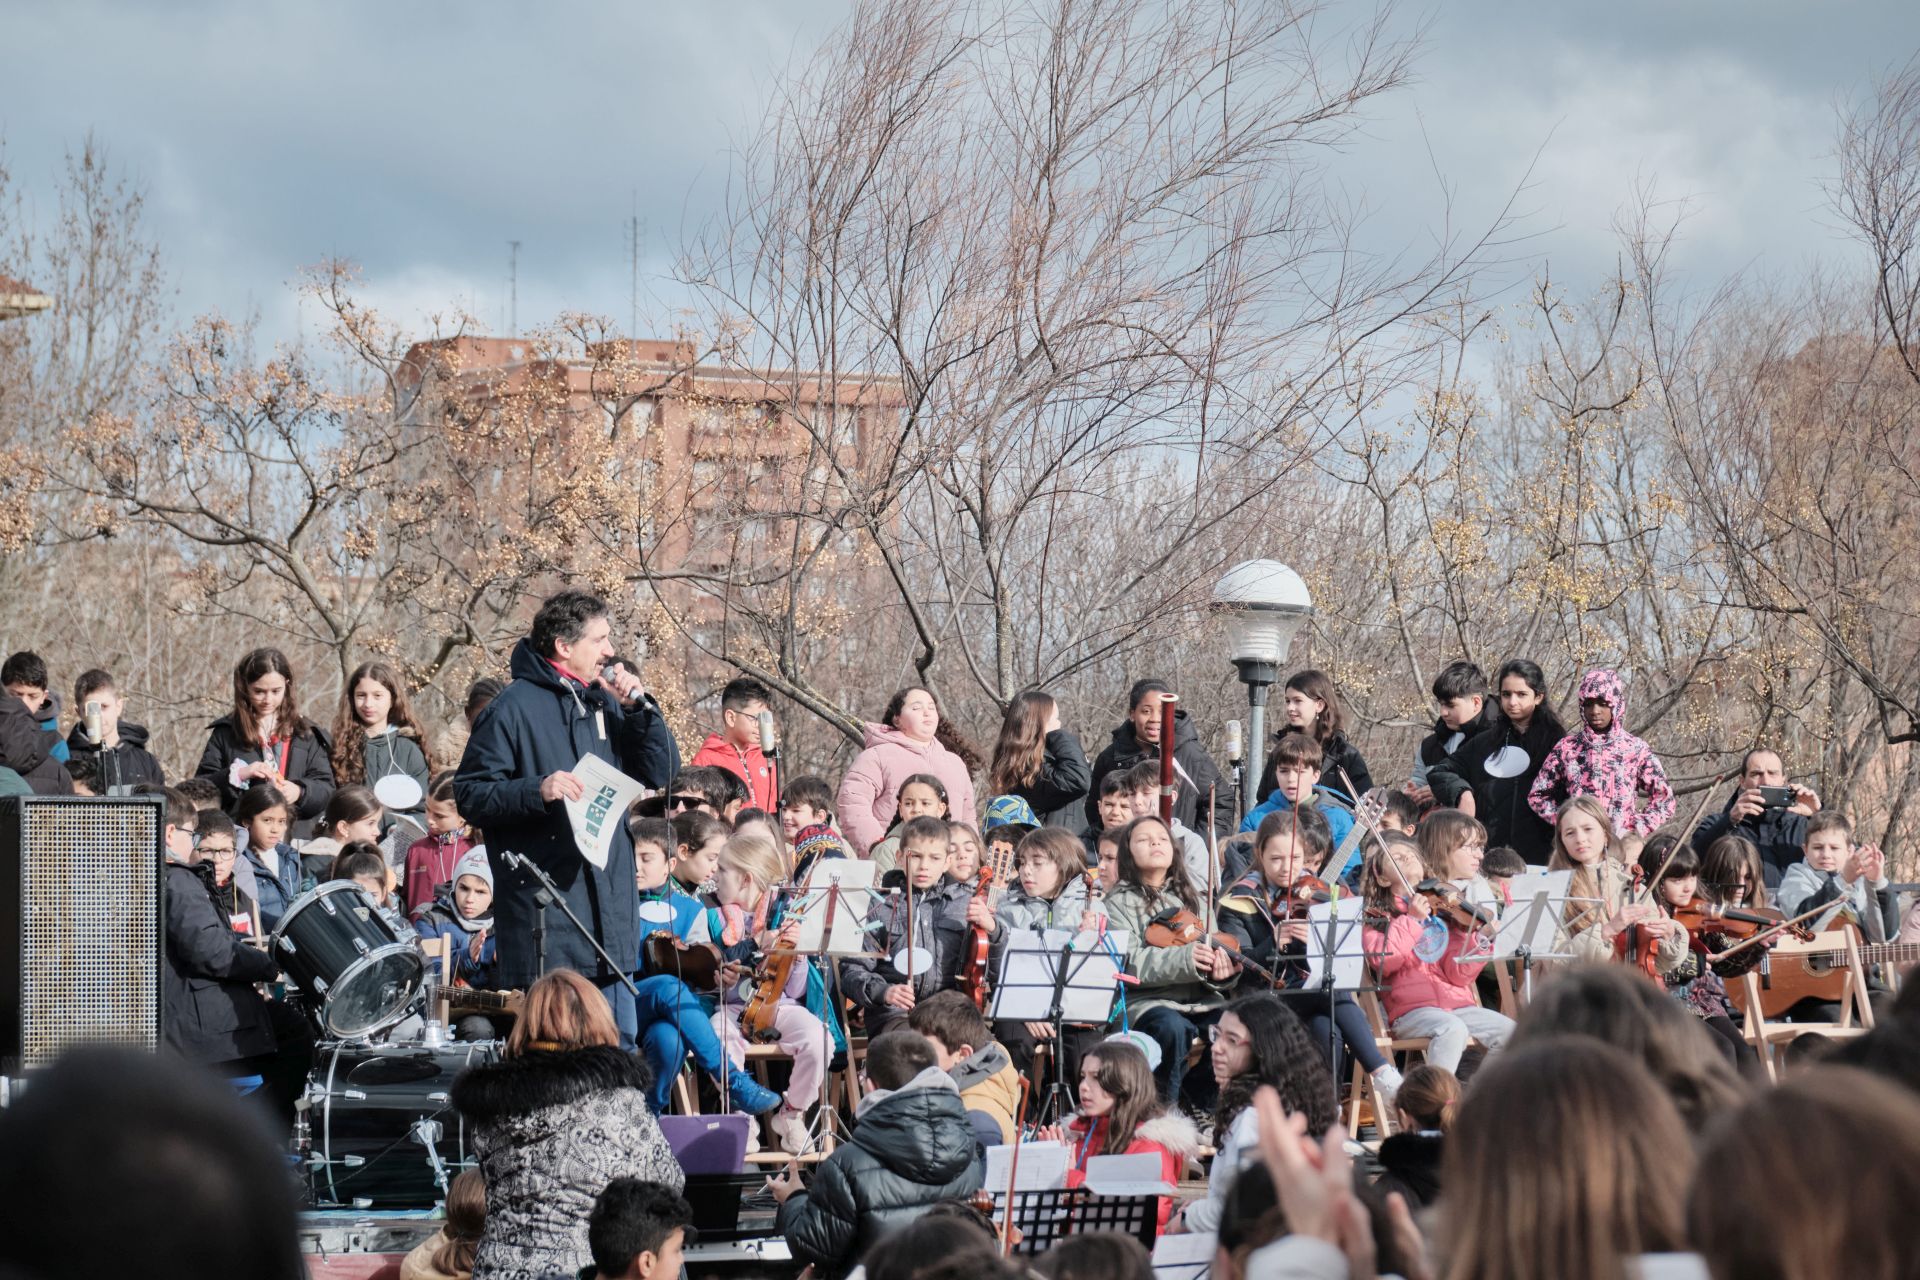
[307,1039,500,1209]
[272,880,424,1038]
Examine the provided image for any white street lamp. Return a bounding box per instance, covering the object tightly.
[1212,560,1314,817]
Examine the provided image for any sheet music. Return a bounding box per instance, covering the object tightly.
[1490,869,1575,959]
[1083,1151,1175,1197]
[987,928,1128,1022]
[1152,1230,1216,1280]
[1301,896,1368,990]
[982,1141,1070,1192]
[788,859,879,956]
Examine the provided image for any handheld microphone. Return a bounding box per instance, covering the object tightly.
[83,700,104,747]
[1225,719,1243,763]
[758,709,778,757]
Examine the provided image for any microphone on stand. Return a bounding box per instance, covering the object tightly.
[1226,718,1244,764]
[759,709,779,759]
[83,700,104,747]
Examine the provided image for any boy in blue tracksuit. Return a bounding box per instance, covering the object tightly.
[630,816,780,1116]
[1235,732,1358,885]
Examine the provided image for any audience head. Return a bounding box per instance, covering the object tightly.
[1215,1160,1286,1280]
[908,990,992,1070]
[865,1030,941,1091]
[506,968,623,1057]
[1689,1066,1920,1280]
[1033,1231,1153,1280]
[860,1211,1005,1280]
[1212,993,1338,1137]
[1439,1037,1692,1280]
[0,1046,303,1280]
[1395,1063,1461,1134]
[429,1168,486,1278]
[587,1177,693,1280]
[1510,964,1746,1132]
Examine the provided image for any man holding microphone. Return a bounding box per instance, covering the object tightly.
[455,589,681,1041]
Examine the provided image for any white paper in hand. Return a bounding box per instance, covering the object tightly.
[564,754,644,870]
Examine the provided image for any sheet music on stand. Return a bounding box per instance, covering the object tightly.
[789,858,879,958]
[1489,868,1576,1006]
[1151,1230,1215,1280]
[1301,896,1370,991]
[988,928,1129,1024]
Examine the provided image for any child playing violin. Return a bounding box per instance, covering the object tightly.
[1363,832,1514,1074]
[1416,809,1504,911]
[1636,835,1751,1067]
[1103,815,1237,1103]
[1548,796,1689,976]
[991,827,1109,1082]
[1216,807,1403,1100]
[686,831,827,1154]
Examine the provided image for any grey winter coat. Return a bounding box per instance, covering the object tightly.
[775,1065,984,1277]
[451,1046,682,1280]
[995,874,1104,933]
[839,879,971,1017]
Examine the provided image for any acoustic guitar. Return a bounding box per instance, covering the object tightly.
[446,988,525,1016]
[644,931,724,993]
[1724,930,1920,1019]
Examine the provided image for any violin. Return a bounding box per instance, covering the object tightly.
[1282,874,1331,920]
[1143,905,1288,986]
[1611,865,1664,984]
[1671,897,1812,978]
[1413,878,1497,935]
[741,895,818,1043]
[958,846,1013,1011]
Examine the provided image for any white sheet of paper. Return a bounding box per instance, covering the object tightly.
[1083,1151,1174,1197]
[987,928,1129,1022]
[981,1141,1070,1192]
[564,754,644,871]
[1491,869,1575,959]
[788,859,880,957]
[1152,1230,1216,1280]
[1301,896,1369,991]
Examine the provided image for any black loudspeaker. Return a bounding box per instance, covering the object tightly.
[0,794,166,1072]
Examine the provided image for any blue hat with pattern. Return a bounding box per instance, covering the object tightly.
[983,794,1039,830]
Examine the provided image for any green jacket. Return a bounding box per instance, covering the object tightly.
[1103,882,1232,1018]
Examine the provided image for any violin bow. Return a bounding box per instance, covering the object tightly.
[1635,772,1730,908]
[1206,782,1220,931]
[1705,900,1835,964]
[1336,767,1417,903]
[1000,1076,1031,1254]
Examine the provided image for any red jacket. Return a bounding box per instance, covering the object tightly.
[1062,1110,1201,1229]
[403,832,478,918]
[1366,912,1487,1025]
[690,733,777,812]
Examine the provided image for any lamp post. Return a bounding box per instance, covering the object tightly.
[1212,560,1314,819]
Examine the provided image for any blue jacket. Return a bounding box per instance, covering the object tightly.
[635,884,705,975]
[1239,786,1355,851]
[414,897,499,988]
[454,639,680,987]
[244,841,304,933]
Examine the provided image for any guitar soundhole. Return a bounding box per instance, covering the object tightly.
[1806,956,1834,976]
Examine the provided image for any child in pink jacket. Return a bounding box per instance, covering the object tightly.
[834,686,978,857]
[1527,668,1675,845]
[1362,836,1513,1074]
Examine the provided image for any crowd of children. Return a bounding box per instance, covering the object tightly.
[12,634,1920,1278]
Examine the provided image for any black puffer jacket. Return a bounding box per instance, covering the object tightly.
[1084,709,1234,833]
[1426,716,1566,864]
[194,715,336,837]
[162,860,279,1065]
[775,1067,984,1277]
[1006,728,1093,832]
[452,1046,680,1280]
[1374,1130,1444,1209]
[0,692,73,794]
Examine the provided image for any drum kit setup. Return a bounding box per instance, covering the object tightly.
[272,879,500,1210]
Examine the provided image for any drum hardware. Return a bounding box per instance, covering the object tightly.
[271,882,424,1039]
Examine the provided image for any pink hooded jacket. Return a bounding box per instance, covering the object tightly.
[834,722,978,858]
[1527,669,1675,837]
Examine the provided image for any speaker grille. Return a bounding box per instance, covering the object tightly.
[3,796,165,1071]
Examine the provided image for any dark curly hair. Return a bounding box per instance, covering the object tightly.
[880,686,985,776]
[1213,992,1339,1139]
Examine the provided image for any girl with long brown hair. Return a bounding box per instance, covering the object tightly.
[1550,796,1688,977]
[331,660,432,819]
[451,970,679,1280]
[986,690,1091,828]
[1036,1038,1199,1230]
[1256,669,1372,807]
[195,647,336,837]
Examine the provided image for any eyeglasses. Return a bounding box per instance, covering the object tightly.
[669,795,705,810]
[203,846,238,860]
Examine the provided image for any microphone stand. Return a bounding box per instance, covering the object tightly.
[500,850,639,996]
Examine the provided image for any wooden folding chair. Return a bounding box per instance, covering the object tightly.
[1350,990,1432,1139]
[1737,927,1876,1083]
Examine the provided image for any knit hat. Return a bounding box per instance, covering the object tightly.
[793,823,846,867]
[983,794,1039,831]
[451,846,493,892]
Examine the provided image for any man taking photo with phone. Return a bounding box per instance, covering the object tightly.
[1689,747,1821,889]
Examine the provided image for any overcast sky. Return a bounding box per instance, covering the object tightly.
[4,1,1916,350]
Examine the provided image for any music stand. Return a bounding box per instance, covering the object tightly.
[989,927,1128,1125]
[1300,895,1375,1104]
[1488,870,1577,1009]
[787,860,880,1151]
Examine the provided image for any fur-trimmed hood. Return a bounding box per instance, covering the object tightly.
[451,1045,651,1121]
[1375,1130,1445,1208]
[1065,1107,1204,1159]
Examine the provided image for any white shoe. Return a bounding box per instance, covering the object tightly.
[1372,1064,1404,1111]
[772,1108,814,1155]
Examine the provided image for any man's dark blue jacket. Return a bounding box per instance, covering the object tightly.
[455,639,680,987]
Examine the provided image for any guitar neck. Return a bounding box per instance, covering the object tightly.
[1859,942,1920,964]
